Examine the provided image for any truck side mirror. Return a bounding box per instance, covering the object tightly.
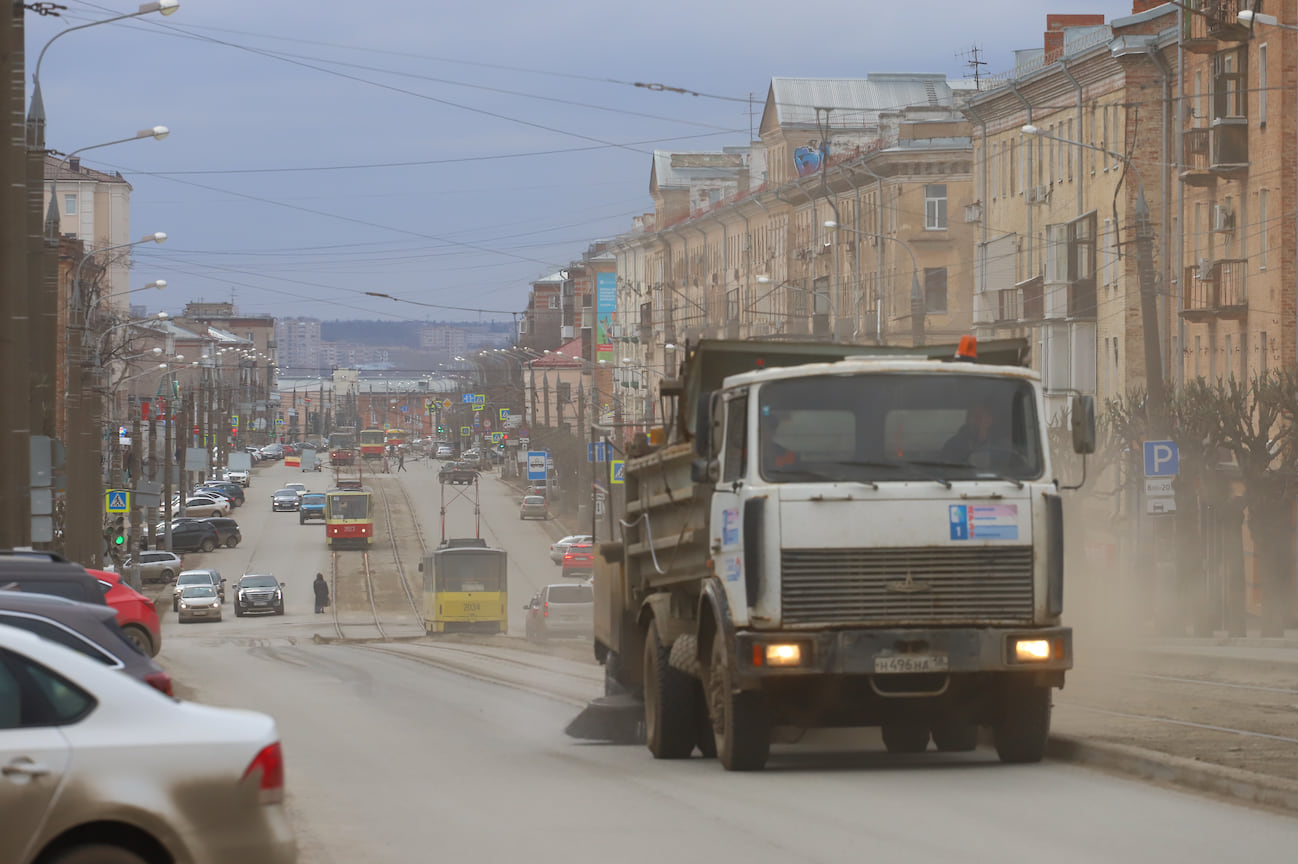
[1071,394,1096,455]
[693,391,713,458]
[691,458,719,484]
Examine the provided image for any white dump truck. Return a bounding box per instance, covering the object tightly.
[568,337,1094,770]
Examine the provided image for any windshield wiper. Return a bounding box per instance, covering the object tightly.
[825,458,950,489]
[906,459,1025,489]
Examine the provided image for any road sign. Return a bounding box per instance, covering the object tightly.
[461,394,473,404]
[472,403,484,412]
[519,437,529,446]
[527,451,547,481]
[275,418,284,426]
[546,453,554,469]
[484,419,493,431]
[499,408,510,420]
[1143,440,1179,477]
[231,415,238,425]
[1147,496,1176,515]
[105,490,130,513]
[442,399,452,409]
[587,442,611,463]
[491,432,503,443]
[1145,478,1174,497]
[473,394,485,406]
[518,427,529,438]
[400,405,409,413]
[611,460,626,485]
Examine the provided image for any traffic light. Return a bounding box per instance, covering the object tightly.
[110,516,126,549]
[498,432,509,451]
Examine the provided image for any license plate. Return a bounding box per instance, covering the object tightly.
[874,654,949,674]
[254,601,269,607]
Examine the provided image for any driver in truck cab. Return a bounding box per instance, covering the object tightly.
[761,407,799,470]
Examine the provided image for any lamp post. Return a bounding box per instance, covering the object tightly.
[823,219,924,346]
[1021,123,1165,431]
[1239,10,1297,366]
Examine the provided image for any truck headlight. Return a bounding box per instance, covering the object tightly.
[757,643,804,667]
[1013,639,1051,662]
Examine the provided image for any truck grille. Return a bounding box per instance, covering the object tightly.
[780,546,1034,625]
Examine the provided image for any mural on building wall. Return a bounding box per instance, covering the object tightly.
[596,271,617,356]
[793,139,828,177]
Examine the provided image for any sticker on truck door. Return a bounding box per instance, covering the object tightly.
[949,504,1018,540]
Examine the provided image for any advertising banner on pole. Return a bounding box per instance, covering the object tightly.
[595,271,616,356]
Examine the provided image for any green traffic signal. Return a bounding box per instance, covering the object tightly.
[113,533,125,546]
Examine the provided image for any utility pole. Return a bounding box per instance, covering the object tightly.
[1134,194,1167,433]
[128,415,142,590]
[1,3,32,549]
[27,28,54,447]
[146,405,157,553]
[163,394,173,552]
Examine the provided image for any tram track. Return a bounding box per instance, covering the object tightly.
[330,551,386,641]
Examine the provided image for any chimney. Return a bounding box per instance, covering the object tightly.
[68,156,80,174]
[1130,0,1161,12]
[1043,13,1107,63]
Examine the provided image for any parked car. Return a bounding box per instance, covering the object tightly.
[0,593,172,695]
[271,488,301,511]
[175,494,230,518]
[435,443,455,459]
[550,534,593,565]
[111,550,184,584]
[156,519,221,553]
[299,492,327,523]
[196,480,245,507]
[0,550,107,604]
[88,569,161,657]
[202,516,242,549]
[524,582,595,641]
[259,443,285,460]
[234,573,285,616]
[177,584,222,623]
[520,495,549,520]
[461,447,482,462]
[173,569,225,610]
[0,623,295,864]
[561,543,595,579]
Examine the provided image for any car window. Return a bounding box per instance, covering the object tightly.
[181,586,216,598]
[14,581,86,602]
[0,649,97,726]
[241,576,277,588]
[0,613,117,667]
[546,585,593,603]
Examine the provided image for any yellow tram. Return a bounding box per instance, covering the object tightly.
[420,545,508,633]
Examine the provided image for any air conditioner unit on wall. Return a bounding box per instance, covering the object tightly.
[1212,203,1235,233]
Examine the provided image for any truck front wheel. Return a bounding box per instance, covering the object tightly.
[707,636,769,771]
[643,619,697,759]
[994,684,1051,764]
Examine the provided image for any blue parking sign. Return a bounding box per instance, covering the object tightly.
[1143,440,1179,477]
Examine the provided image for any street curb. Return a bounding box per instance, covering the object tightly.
[1047,735,1298,814]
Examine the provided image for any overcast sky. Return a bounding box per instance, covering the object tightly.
[29,0,1138,325]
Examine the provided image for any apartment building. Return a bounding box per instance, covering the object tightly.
[44,154,132,310]
[275,318,323,374]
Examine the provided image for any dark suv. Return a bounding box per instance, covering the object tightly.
[0,550,107,605]
[202,517,242,549]
[164,520,222,553]
[439,461,478,485]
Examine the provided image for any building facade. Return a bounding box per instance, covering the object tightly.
[44,154,132,311]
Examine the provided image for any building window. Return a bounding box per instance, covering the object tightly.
[1213,46,1247,121]
[924,184,947,230]
[64,194,76,215]
[1258,44,1268,125]
[1259,189,1269,270]
[548,295,559,310]
[1101,107,1109,171]
[923,267,947,315]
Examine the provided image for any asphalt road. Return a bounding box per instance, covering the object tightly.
[151,461,1298,863]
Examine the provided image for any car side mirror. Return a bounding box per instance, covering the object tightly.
[280,582,286,588]
[1071,394,1096,455]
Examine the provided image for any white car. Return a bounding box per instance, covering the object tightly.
[283,482,308,498]
[550,534,594,565]
[172,495,231,517]
[435,444,454,459]
[0,624,296,864]
[224,467,250,487]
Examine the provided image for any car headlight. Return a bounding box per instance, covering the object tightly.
[179,602,188,609]
[275,590,282,599]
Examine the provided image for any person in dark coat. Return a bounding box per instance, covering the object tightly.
[313,573,330,614]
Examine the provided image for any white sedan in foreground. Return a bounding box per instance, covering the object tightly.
[0,624,296,864]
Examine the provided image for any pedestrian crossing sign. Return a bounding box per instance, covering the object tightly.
[105,490,130,513]
[610,460,625,485]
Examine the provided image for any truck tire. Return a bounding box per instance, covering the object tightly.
[882,723,930,754]
[931,719,979,752]
[707,636,769,771]
[643,620,697,759]
[994,684,1051,764]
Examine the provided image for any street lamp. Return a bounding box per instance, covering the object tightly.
[1238,10,1296,363]
[46,129,170,237]
[74,232,169,317]
[1020,123,1164,428]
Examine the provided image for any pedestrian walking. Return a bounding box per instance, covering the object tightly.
[313,572,330,614]
[398,451,406,472]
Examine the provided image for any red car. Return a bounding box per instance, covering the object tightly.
[561,543,595,579]
[90,568,163,658]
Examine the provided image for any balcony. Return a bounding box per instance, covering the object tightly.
[1067,276,1097,321]
[1210,120,1249,176]
[1181,259,1248,321]
[1019,275,1044,322]
[1180,127,1215,187]
[1184,0,1249,53]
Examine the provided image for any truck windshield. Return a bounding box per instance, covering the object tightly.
[757,372,1044,484]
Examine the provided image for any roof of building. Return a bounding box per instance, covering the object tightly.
[529,337,585,368]
[765,74,955,130]
[533,271,566,285]
[44,153,129,186]
[651,150,749,190]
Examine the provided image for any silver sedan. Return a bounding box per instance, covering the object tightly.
[0,624,296,864]
[177,585,223,623]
